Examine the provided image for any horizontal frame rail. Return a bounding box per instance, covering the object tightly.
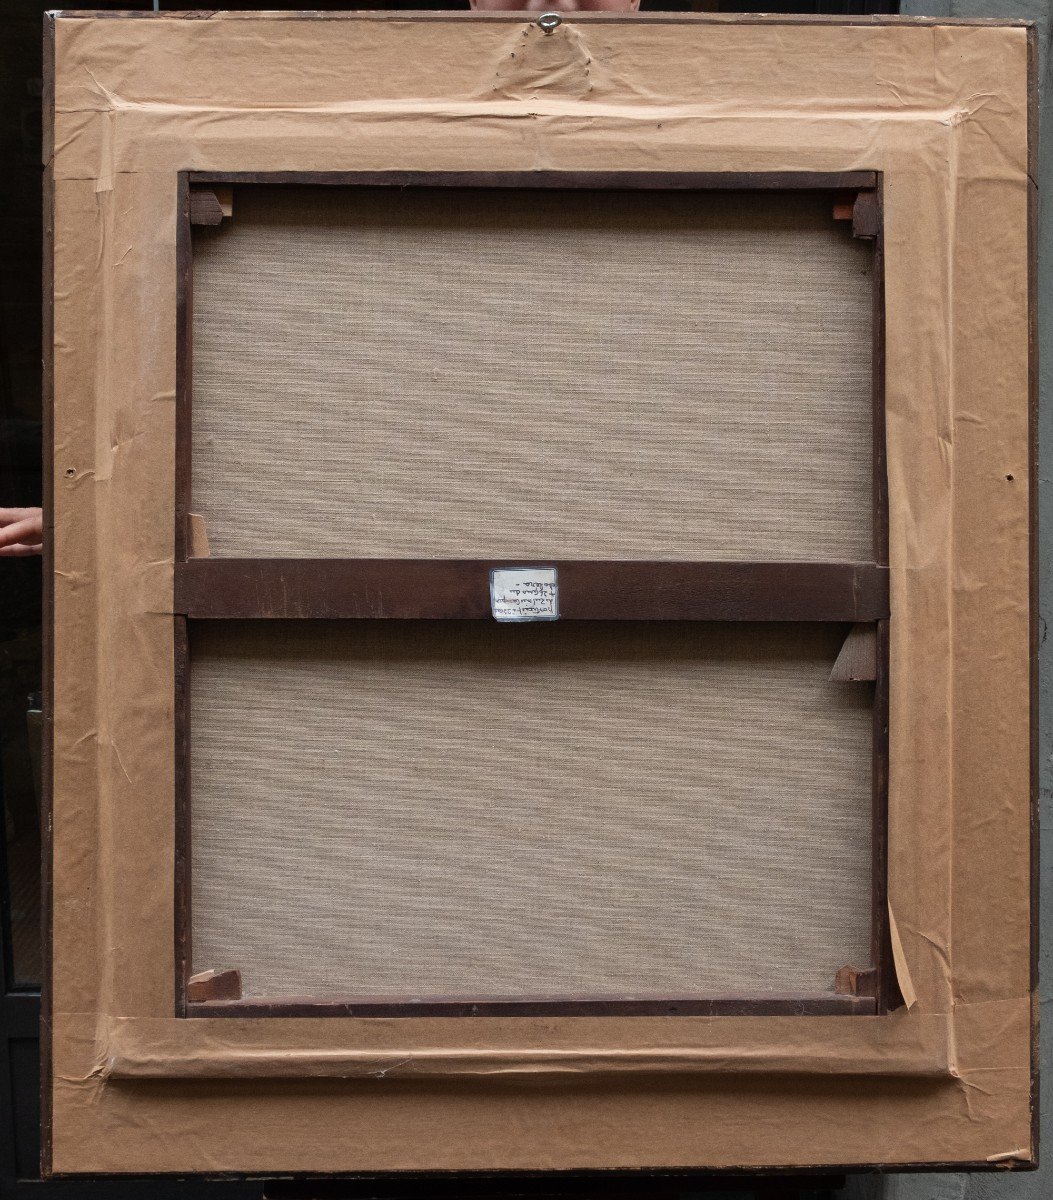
[174,559,890,622]
[187,993,877,1020]
[187,169,879,192]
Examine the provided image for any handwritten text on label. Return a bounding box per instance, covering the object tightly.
[490,568,559,623]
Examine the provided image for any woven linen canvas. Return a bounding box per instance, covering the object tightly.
[190,622,873,999]
[191,187,874,561]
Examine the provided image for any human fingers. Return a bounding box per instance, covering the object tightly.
[0,507,39,523]
[0,516,42,548]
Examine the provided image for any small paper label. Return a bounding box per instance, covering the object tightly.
[490,567,559,623]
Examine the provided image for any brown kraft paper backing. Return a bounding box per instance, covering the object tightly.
[46,12,1034,1175]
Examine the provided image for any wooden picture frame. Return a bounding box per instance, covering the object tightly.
[44,12,1036,1176]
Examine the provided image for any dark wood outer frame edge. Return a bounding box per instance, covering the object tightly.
[50,10,1035,26]
[187,995,876,1019]
[173,169,891,1020]
[40,10,56,1180]
[40,1162,1036,1184]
